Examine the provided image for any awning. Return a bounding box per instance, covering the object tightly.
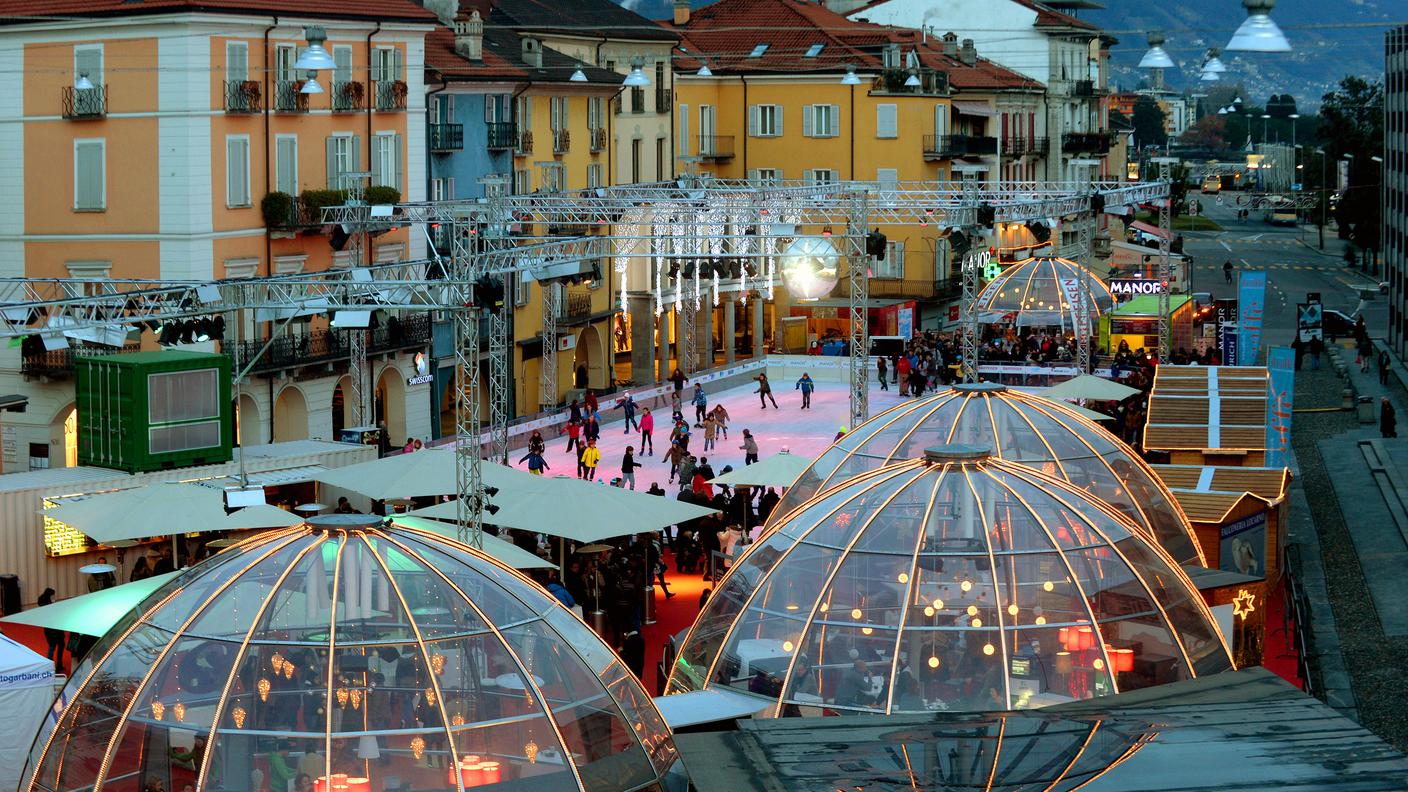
[195,465,328,489]
[711,452,814,488]
[45,482,230,544]
[1128,220,1172,240]
[952,101,996,117]
[313,448,542,500]
[1,571,183,637]
[1041,374,1140,402]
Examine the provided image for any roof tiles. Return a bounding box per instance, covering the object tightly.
[0,0,435,23]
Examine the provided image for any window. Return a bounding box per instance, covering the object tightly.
[275,45,298,83]
[749,168,781,184]
[804,104,839,137]
[73,139,105,211]
[679,104,690,155]
[372,133,402,190]
[541,163,565,193]
[483,175,506,198]
[934,103,948,135]
[749,44,769,58]
[656,137,665,181]
[587,96,605,130]
[514,168,530,194]
[226,41,248,83]
[430,94,453,124]
[333,45,353,87]
[550,96,567,131]
[373,47,403,83]
[29,443,49,471]
[804,43,824,58]
[224,258,259,279]
[515,269,531,305]
[631,139,641,183]
[326,134,358,189]
[149,370,219,423]
[74,44,103,87]
[882,45,900,69]
[748,104,782,137]
[876,104,898,139]
[876,168,898,189]
[431,177,454,201]
[806,169,837,184]
[587,163,604,189]
[875,240,904,279]
[64,261,111,297]
[225,135,251,207]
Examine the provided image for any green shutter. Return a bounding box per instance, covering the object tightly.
[326,136,337,189]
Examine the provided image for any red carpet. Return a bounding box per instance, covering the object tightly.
[639,550,710,695]
[1262,578,1304,689]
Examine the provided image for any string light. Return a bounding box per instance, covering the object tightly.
[257,678,271,702]
[410,736,426,760]
[151,701,165,721]
[172,702,186,723]
[231,705,247,729]
[524,738,540,764]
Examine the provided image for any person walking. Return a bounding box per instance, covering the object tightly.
[740,429,759,465]
[1223,260,1234,284]
[1358,335,1374,373]
[877,356,889,390]
[712,404,730,439]
[1308,336,1325,371]
[1380,349,1392,386]
[565,418,582,453]
[795,373,815,409]
[692,383,709,426]
[37,588,64,672]
[1382,398,1398,439]
[897,355,912,396]
[702,414,718,452]
[580,439,601,481]
[639,407,655,455]
[618,393,639,433]
[755,373,779,409]
[670,367,688,395]
[518,448,550,475]
[621,446,643,490]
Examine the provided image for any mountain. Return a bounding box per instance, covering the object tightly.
[618,0,1393,110]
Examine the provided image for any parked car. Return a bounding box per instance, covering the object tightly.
[1321,309,1358,340]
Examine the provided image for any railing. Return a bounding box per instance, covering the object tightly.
[22,342,141,379]
[923,134,998,158]
[375,80,407,111]
[698,135,734,161]
[273,80,308,113]
[515,129,533,156]
[629,86,645,114]
[874,68,950,96]
[487,121,517,150]
[553,128,571,154]
[1027,136,1050,156]
[655,87,672,112]
[224,80,261,113]
[225,313,431,375]
[560,291,593,323]
[61,85,107,119]
[1003,137,1025,156]
[429,123,464,152]
[1073,80,1095,97]
[590,126,608,152]
[332,81,364,112]
[1062,131,1112,154]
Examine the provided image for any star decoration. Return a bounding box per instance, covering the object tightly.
[1232,589,1256,621]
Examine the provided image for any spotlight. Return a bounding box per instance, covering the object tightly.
[483,502,501,516]
[976,203,996,226]
[1024,221,1051,243]
[208,315,226,341]
[483,486,500,498]
[949,231,972,257]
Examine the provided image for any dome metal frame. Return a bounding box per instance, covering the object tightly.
[25,518,677,792]
[975,253,1114,329]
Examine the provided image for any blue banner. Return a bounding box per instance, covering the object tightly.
[1266,346,1295,468]
[1221,322,1239,366]
[1238,271,1267,365]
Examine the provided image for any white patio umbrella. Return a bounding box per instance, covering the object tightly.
[388,515,557,570]
[710,451,815,488]
[1033,395,1116,422]
[1040,374,1139,402]
[313,449,540,501]
[224,504,302,530]
[1,571,183,637]
[44,482,229,545]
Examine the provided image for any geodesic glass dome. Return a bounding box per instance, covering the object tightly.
[975,253,1113,328]
[772,383,1205,566]
[669,448,1231,715]
[24,516,677,792]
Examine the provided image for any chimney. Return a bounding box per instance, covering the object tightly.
[959,38,976,66]
[674,0,690,25]
[521,36,542,69]
[942,32,958,57]
[453,9,483,62]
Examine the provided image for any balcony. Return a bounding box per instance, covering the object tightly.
[553,128,570,154]
[1073,80,1096,97]
[273,80,308,113]
[1003,137,1025,156]
[874,68,950,96]
[225,313,431,375]
[923,134,998,159]
[629,86,645,114]
[61,85,106,119]
[375,80,408,111]
[430,123,464,152]
[22,342,141,380]
[589,126,608,153]
[515,129,534,156]
[1063,131,1112,154]
[332,81,365,112]
[487,121,517,150]
[841,278,961,302]
[224,80,261,113]
[655,87,672,112]
[560,290,594,324]
[1026,136,1050,157]
[698,134,734,162]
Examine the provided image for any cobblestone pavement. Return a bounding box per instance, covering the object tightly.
[1292,356,1408,752]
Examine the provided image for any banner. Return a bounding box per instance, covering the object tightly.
[1238,271,1267,365]
[1220,510,1268,576]
[1296,302,1323,342]
[1215,299,1238,363]
[897,306,914,339]
[1266,345,1295,468]
[1221,321,1239,366]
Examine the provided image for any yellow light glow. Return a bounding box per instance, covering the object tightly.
[783,641,794,652]
[524,738,540,764]
[971,618,982,628]
[897,572,909,584]
[257,678,271,702]
[451,713,465,726]
[271,653,285,673]
[410,736,426,760]
[151,701,165,721]
[1007,604,1019,616]
[785,603,800,611]
[231,705,246,729]
[336,687,349,708]
[283,663,294,680]
[425,688,437,706]
[172,702,185,723]
[1093,658,1106,671]
[431,653,447,675]
[932,598,944,610]
[982,644,995,656]
[923,606,935,617]
[961,581,972,592]
[850,608,863,620]
[1035,616,1047,625]
[966,605,978,616]
[1043,581,1054,592]
[861,627,873,635]
[1232,589,1257,621]
[350,688,362,710]
[819,603,829,612]
[927,656,940,669]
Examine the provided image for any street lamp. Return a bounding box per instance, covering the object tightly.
[1227,0,1292,52]
[1260,113,1270,144]
[841,65,862,86]
[622,57,650,87]
[1139,31,1175,69]
[293,26,337,71]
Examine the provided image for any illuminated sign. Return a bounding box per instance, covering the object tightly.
[1232,589,1256,621]
[42,498,91,557]
[1109,278,1165,297]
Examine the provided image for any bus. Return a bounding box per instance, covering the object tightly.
[1201,174,1222,194]
[1263,198,1297,226]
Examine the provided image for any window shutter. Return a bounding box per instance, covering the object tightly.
[679,105,690,154]
[227,43,248,82]
[804,170,815,185]
[774,106,783,137]
[802,106,813,137]
[326,137,338,189]
[484,95,495,123]
[747,105,759,137]
[394,134,403,192]
[877,104,897,138]
[75,141,102,209]
[446,95,455,123]
[747,169,759,181]
[334,46,352,84]
[393,48,403,81]
[828,105,840,137]
[935,104,947,135]
[370,136,383,187]
[350,136,361,186]
[877,168,898,189]
[75,47,102,82]
[276,137,296,194]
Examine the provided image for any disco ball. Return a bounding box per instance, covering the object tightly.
[780,236,841,300]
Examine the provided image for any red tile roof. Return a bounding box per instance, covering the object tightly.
[843,0,1097,33]
[0,0,435,24]
[426,20,623,85]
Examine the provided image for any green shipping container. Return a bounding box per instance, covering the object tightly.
[75,350,234,473]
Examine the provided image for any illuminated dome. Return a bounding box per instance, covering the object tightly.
[772,384,1205,566]
[975,253,1113,327]
[24,516,677,792]
[668,448,1232,715]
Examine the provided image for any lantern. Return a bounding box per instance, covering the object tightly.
[779,236,840,300]
[231,704,247,729]
[257,678,271,702]
[151,701,165,721]
[410,736,425,760]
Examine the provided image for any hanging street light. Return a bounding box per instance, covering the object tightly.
[1138,31,1175,69]
[569,68,588,82]
[74,73,94,91]
[841,64,862,85]
[696,59,713,77]
[294,26,337,70]
[1227,0,1291,52]
[622,57,650,87]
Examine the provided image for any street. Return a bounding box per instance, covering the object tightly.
[1181,196,1385,360]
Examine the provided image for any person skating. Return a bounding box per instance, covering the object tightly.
[712,404,731,439]
[702,414,718,452]
[795,373,815,409]
[877,356,889,390]
[618,392,639,433]
[897,355,912,396]
[663,441,687,482]
[740,429,759,465]
[583,389,598,415]
[692,383,709,426]
[755,373,779,409]
[527,429,545,457]
[670,367,688,395]
[565,418,582,453]
[580,439,601,481]
[639,407,655,455]
[519,448,550,475]
[1382,398,1398,439]
[678,453,698,491]
[621,446,643,490]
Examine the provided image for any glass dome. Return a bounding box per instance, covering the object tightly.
[24,516,677,792]
[669,448,1232,715]
[772,383,1205,566]
[975,253,1113,328]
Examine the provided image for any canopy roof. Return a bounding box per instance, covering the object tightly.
[1041,374,1140,403]
[667,449,1232,716]
[772,383,1205,566]
[387,515,556,569]
[24,516,677,792]
[975,254,1113,328]
[45,482,229,544]
[313,449,541,501]
[1,571,183,637]
[710,452,815,487]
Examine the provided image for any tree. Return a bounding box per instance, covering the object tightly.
[1266,94,1299,119]
[1178,114,1228,150]
[1132,95,1168,149]
[1319,76,1384,271]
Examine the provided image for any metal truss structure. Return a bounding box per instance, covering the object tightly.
[1152,160,1176,362]
[1075,201,1095,374]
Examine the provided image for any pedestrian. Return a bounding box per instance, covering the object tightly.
[518,448,549,475]
[621,445,642,490]
[1382,398,1398,439]
[565,418,582,453]
[877,356,889,390]
[87,557,116,592]
[640,407,655,455]
[583,389,598,415]
[678,453,698,491]
[585,409,601,442]
[702,414,718,452]
[37,588,64,671]
[755,373,779,409]
[618,392,639,433]
[402,439,415,454]
[692,383,709,426]
[1309,336,1324,371]
[740,429,759,465]
[670,367,688,394]
[1223,260,1234,284]
[712,404,731,439]
[620,629,645,679]
[580,439,601,481]
[1358,336,1373,373]
[795,373,815,409]
[1380,349,1392,386]
[897,355,912,396]
[1291,337,1304,370]
[128,554,151,582]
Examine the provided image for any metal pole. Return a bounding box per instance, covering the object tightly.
[960,250,981,383]
[452,217,485,549]
[541,281,558,412]
[1153,159,1175,362]
[1076,206,1094,373]
[847,190,870,426]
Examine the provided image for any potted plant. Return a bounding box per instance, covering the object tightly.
[342,80,364,106]
[261,192,297,229]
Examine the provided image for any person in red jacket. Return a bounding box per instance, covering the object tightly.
[639,407,655,456]
[897,355,912,396]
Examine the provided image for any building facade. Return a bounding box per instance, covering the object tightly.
[0,1,435,471]
[1387,25,1407,356]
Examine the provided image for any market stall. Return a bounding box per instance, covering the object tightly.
[1143,366,1271,466]
[1101,295,1195,355]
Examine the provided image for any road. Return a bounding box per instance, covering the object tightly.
[1179,195,1384,361]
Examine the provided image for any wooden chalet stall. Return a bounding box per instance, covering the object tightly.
[1142,366,1270,466]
